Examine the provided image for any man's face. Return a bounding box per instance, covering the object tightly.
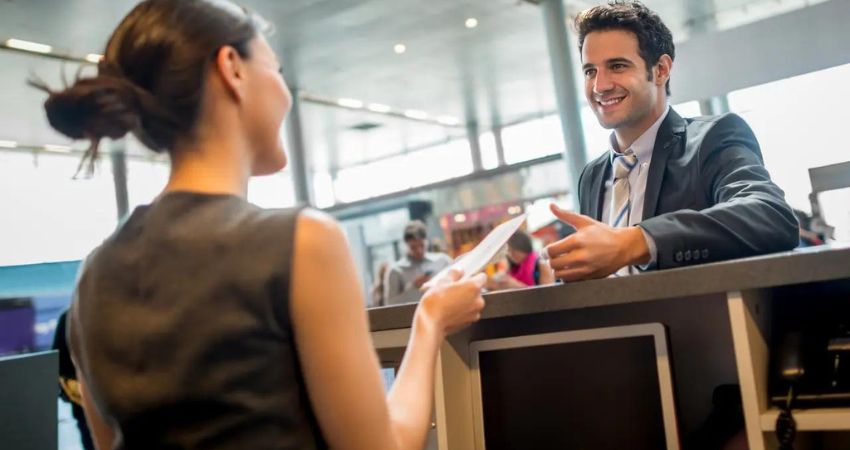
[581,29,664,133]
[406,237,427,261]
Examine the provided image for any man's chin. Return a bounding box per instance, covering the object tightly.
[596,118,621,130]
[595,111,632,130]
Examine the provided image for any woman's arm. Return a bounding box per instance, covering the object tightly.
[290,209,485,450]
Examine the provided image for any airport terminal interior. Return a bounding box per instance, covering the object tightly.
[1,0,850,449]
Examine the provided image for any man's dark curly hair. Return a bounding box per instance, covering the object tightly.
[575,1,675,95]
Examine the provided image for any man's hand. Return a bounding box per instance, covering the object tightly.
[545,204,650,281]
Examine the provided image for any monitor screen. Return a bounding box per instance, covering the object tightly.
[0,351,58,450]
[471,324,679,450]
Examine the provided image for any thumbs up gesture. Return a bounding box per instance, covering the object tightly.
[543,204,651,281]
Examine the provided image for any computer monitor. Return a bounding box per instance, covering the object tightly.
[0,351,58,450]
[469,323,679,450]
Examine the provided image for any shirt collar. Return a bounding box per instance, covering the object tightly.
[608,105,670,165]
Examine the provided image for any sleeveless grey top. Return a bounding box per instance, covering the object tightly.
[68,192,327,450]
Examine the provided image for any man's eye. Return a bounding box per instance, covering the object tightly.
[611,63,626,70]
[584,69,596,78]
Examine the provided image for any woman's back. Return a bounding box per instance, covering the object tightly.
[39,1,486,447]
[68,192,326,449]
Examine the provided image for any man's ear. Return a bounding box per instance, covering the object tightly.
[213,45,246,101]
[654,54,673,88]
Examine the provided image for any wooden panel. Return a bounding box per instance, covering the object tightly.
[728,289,773,450]
[435,332,477,450]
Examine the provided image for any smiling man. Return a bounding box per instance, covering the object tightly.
[545,0,799,281]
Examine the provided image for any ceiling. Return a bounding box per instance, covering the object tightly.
[0,0,821,173]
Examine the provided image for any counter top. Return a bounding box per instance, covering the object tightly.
[368,243,850,331]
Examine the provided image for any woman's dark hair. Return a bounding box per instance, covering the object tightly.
[574,0,675,96]
[507,231,533,255]
[30,0,269,175]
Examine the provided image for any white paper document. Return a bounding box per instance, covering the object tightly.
[424,213,528,289]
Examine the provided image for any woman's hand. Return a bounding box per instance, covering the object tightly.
[416,270,486,338]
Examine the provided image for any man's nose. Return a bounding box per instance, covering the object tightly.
[594,69,614,94]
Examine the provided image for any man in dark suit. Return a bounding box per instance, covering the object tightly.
[545,1,798,281]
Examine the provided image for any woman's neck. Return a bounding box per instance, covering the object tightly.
[163,135,252,198]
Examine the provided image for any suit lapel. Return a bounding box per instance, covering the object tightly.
[642,109,687,221]
[590,161,609,220]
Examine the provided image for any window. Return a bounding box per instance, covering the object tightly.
[0,152,117,266]
[127,159,169,210]
[248,168,297,209]
[501,115,564,164]
[581,106,611,162]
[479,131,500,170]
[334,155,411,203]
[728,63,850,213]
[333,139,473,203]
[405,139,473,187]
[312,171,336,208]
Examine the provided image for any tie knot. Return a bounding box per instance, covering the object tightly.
[613,152,638,180]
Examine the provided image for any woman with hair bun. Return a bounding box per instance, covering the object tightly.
[36,1,486,449]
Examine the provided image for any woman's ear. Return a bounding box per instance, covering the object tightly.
[213,45,246,102]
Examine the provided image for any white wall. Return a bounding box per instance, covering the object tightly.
[671,0,850,103]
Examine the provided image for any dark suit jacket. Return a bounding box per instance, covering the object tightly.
[577,109,799,269]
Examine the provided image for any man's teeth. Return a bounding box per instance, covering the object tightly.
[599,97,624,106]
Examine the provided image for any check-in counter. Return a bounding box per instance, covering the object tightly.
[369,244,850,450]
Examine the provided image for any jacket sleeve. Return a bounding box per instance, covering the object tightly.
[638,114,799,269]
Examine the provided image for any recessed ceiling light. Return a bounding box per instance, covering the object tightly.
[465,18,478,29]
[436,115,460,126]
[0,140,18,148]
[5,38,53,54]
[43,144,72,153]
[85,53,103,63]
[367,103,392,113]
[404,110,429,120]
[394,43,406,54]
[337,98,364,109]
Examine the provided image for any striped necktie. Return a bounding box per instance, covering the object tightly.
[609,151,638,275]
[609,151,638,228]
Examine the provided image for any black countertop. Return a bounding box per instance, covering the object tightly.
[367,243,850,331]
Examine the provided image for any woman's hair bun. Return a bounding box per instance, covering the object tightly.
[37,75,141,142]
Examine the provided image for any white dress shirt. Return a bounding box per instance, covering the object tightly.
[600,106,670,266]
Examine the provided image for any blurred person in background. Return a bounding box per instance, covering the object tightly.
[52,310,95,450]
[384,220,452,305]
[35,1,486,449]
[487,231,555,291]
[793,209,825,247]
